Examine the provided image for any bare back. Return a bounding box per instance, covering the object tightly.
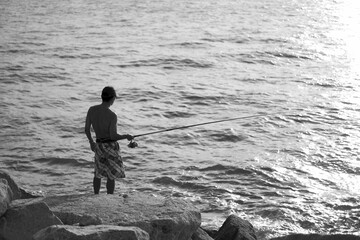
[86,105,117,140]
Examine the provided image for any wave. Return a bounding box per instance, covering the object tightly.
[180,94,227,106]
[152,176,231,195]
[153,176,212,191]
[237,78,269,84]
[295,77,354,90]
[2,65,26,71]
[264,51,313,60]
[221,49,313,67]
[254,207,293,220]
[258,37,290,44]
[53,53,94,59]
[188,163,304,192]
[162,110,197,119]
[113,58,213,69]
[20,41,46,46]
[201,37,291,45]
[32,158,92,167]
[286,114,323,124]
[23,72,69,82]
[311,81,353,90]
[222,53,276,65]
[162,41,208,48]
[201,37,252,44]
[1,49,36,54]
[206,131,246,143]
[130,89,174,103]
[193,163,274,177]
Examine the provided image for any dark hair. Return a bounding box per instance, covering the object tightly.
[101,86,117,102]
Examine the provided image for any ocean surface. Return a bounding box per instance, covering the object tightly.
[1,0,360,238]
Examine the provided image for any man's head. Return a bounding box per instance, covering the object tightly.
[101,86,117,102]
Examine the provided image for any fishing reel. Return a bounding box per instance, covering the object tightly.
[128,139,138,148]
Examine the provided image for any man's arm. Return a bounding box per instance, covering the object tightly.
[109,115,133,141]
[85,108,96,151]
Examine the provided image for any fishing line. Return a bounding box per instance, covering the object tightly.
[127,113,271,148]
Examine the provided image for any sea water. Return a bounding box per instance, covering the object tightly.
[1,0,360,238]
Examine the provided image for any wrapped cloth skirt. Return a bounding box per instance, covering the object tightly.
[94,141,125,180]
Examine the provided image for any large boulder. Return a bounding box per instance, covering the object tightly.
[55,211,103,226]
[192,227,214,240]
[0,171,21,200]
[33,225,150,240]
[36,192,201,240]
[270,234,360,240]
[214,214,257,240]
[0,201,63,240]
[0,179,13,217]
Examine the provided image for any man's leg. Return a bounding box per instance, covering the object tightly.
[106,178,115,194]
[93,177,101,194]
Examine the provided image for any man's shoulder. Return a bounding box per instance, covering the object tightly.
[87,105,102,114]
[88,105,98,112]
[87,105,116,118]
[108,109,117,118]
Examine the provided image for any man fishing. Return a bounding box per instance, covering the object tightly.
[85,86,133,194]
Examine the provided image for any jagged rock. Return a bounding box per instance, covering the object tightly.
[0,171,39,201]
[191,227,214,240]
[33,225,150,240]
[0,171,21,200]
[270,234,360,240]
[214,214,257,240]
[0,201,63,240]
[0,179,13,217]
[201,226,218,239]
[55,211,103,226]
[34,192,201,240]
[20,187,42,199]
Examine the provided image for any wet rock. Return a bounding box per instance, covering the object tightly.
[0,201,63,240]
[33,225,150,240]
[38,192,201,240]
[0,179,12,217]
[270,233,360,240]
[214,214,257,240]
[0,171,21,200]
[192,227,214,240]
[20,187,42,199]
[0,171,39,200]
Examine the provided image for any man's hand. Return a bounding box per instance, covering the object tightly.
[126,134,134,141]
[90,141,96,152]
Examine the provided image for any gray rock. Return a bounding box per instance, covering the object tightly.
[0,179,13,217]
[0,171,21,200]
[0,201,63,240]
[0,171,39,201]
[270,234,360,240]
[201,226,218,239]
[33,225,150,240]
[20,187,42,199]
[0,179,12,217]
[38,192,201,240]
[55,211,103,226]
[192,227,214,240]
[215,214,257,240]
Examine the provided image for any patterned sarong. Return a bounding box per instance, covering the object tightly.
[94,141,125,179]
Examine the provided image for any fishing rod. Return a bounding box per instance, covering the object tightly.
[127,113,269,148]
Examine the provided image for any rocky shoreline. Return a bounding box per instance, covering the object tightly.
[1,170,359,240]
